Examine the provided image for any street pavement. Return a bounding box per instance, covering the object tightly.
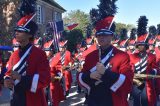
[0,84,160,106]
[0,85,86,106]
[0,86,10,106]
[60,85,86,106]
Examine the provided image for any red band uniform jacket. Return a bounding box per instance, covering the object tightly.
[5,45,50,106]
[130,52,160,106]
[79,46,133,106]
[50,50,72,106]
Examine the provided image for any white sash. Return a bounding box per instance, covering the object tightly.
[90,48,113,73]
[13,46,32,85]
[13,46,32,72]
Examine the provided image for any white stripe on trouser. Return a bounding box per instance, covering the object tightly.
[78,73,91,95]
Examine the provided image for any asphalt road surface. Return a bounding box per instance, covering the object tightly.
[60,85,86,106]
[0,85,160,106]
[0,85,86,106]
[0,86,10,106]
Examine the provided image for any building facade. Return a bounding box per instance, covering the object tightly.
[36,0,65,35]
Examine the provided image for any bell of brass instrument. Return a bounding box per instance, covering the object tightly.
[133,78,144,87]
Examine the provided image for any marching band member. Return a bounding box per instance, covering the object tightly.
[119,28,129,52]
[155,34,160,99]
[79,28,133,106]
[4,0,50,106]
[127,28,137,55]
[129,16,160,106]
[147,26,157,54]
[74,43,86,93]
[34,37,43,49]
[4,14,50,106]
[148,38,156,54]
[43,40,54,105]
[50,40,72,106]
[79,0,133,105]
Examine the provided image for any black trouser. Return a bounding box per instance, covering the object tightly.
[132,85,148,106]
[11,92,26,106]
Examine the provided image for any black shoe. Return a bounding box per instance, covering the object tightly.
[65,90,69,97]
[77,90,81,94]
[84,99,88,104]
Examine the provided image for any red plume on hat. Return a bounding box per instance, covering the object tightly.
[112,39,119,44]
[136,16,148,45]
[86,37,93,45]
[137,34,148,44]
[59,40,68,47]
[34,37,41,45]
[12,38,19,47]
[43,40,53,51]
[43,42,49,48]
[15,0,37,36]
[95,16,114,31]
[90,0,118,31]
[128,40,136,45]
[119,40,126,47]
[148,39,156,45]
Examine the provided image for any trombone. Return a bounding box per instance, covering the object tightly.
[133,73,160,87]
[134,73,160,79]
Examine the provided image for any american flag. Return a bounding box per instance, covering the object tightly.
[48,20,64,52]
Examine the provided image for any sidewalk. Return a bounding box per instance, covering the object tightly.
[0,87,10,106]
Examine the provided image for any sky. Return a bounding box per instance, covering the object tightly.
[56,0,160,27]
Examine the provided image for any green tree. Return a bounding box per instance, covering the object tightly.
[115,22,135,35]
[63,10,90,36]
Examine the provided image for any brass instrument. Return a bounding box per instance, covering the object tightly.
[133,73,160,87]
[62,65,71,70]
[134,73,160,79]
[51,75,62,82]
[133,78,143,87]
